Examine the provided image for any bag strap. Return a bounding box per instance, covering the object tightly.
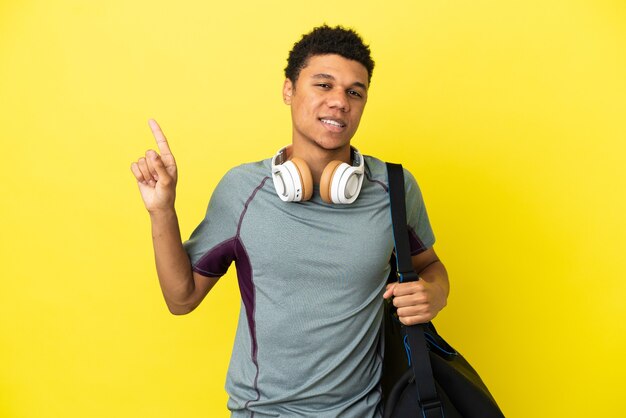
[386,162,444,418]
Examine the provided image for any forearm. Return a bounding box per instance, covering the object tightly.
[149,208,195,313]
[418,260,450,303]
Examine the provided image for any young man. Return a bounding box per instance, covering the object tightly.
[130,25,449,418]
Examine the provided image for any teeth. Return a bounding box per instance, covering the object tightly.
[321,119,344,127]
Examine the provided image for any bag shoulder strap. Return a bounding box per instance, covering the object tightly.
[386,162,444,418]
[386,163,419,282]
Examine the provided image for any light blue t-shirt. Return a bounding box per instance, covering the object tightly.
[184,155,435,417]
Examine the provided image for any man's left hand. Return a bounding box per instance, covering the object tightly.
[383,277,448,326]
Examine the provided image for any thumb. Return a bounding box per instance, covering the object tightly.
[383,283,396,299]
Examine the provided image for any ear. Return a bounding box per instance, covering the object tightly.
[283,79,293,104]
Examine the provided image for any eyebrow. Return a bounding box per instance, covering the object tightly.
[312,73,367,90]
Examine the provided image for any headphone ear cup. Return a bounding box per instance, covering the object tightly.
[290,157,313,201]
[319,160,344,203]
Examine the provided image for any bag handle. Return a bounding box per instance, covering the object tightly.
[386,162,444,418]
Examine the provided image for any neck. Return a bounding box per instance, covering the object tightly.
[290,142,351,185]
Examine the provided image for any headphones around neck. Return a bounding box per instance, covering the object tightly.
[271,146,365,204]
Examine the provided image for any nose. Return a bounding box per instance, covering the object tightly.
[327,90,350,112]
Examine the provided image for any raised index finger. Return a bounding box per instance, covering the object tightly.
[148,119,172,156]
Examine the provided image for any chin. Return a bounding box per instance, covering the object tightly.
[315,141,350,152]
[316,135,353,150]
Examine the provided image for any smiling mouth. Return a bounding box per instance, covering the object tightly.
[320,118,346,128]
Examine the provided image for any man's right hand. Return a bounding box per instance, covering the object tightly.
[130,119,178,213]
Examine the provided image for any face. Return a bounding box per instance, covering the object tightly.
[283,54,369,152]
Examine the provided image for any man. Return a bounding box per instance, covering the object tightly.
[130,25,449,418]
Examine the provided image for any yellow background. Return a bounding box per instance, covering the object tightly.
[1,0,625,417]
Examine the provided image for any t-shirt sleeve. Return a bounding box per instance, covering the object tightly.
[403,168,436,255]
[183,170,241,278]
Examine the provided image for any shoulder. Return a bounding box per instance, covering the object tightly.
[362,155,389,191]
[362,155,421,193]
[216,158,271,189]
[220,158,270,182]
[210,158,272,204]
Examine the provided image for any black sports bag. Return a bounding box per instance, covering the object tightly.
[382,163,505,418]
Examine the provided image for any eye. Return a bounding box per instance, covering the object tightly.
[347,89,363,98]
[316,83,331,89]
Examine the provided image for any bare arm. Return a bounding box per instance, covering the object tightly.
[383,247,449,325]
[149,209,218,314]
[130,119,217,315]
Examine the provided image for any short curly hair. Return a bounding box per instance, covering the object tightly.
[285,25,375,85]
